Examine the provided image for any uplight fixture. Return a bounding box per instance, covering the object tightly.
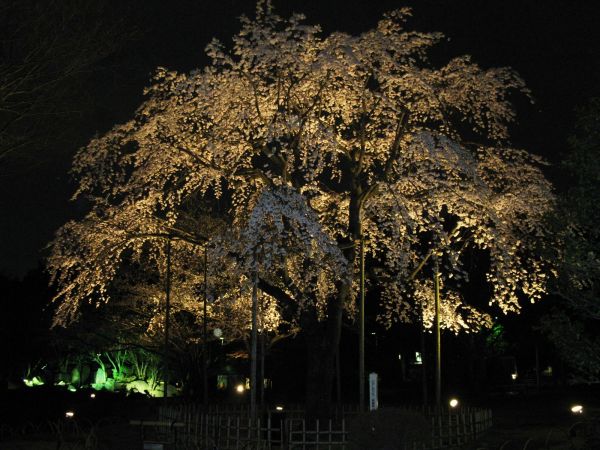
[571,405,583,414]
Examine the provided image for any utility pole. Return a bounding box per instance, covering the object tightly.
[433,257,441,407]
[164,238,171,400]
[359,234,365,411]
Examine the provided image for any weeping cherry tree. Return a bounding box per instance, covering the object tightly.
[48,2,554,417]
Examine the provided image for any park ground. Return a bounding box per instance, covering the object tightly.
[0,386,598,449]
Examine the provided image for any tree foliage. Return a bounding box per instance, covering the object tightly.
[48,2,554,413]
[538,98,600,382]
[549,98,600,318]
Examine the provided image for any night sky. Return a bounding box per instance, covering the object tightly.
[1,0,599,277]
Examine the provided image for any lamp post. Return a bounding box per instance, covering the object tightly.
[203,245,208,408]
[164,237,172,400]
[359,234,366,412]
[419,302,428,405]
[433,257,441,407]
[250,250,258,420]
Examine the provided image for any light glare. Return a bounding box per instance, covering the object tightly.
[571,405,583,414]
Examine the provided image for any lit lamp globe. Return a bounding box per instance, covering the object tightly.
[449,398,459,408]
[213,328,223,338]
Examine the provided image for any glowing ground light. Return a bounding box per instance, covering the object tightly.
[449,398,459,408]
[571,405,583,414]
[276,406,284,411]
[90,393,96,399]
[236,384,245,393]
[65,411,75,418]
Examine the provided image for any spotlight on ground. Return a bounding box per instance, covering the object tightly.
[65,411,75,419]
[571,405,583,414]
[275,405,284,411]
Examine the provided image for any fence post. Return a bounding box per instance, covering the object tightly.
[266,416,270,448]
[302,419,306,450]
[226,416,231,448]
[236,416,240,450]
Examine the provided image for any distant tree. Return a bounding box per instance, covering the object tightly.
[539,310,600,383]
[49,3,553,416]
[49,217,288,394]
[539,98,600,382]
[550,98,600,318]
[0,0,135,165]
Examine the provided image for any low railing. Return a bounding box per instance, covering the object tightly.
[155,404,493,449]
[422,407,493,449]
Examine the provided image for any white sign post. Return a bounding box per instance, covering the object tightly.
[369,372,378,411]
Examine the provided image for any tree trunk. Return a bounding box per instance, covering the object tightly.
[303,286,347,421]
[302,189,361,420]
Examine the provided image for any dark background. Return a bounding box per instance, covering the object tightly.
[1,0,598,277]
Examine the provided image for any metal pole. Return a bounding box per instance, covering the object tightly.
[260,328,265,410]
[259,286,267,410]
[419,304,428,405]
[250,251,258,420]
[164,238,171,400]
[335,347,342,407]
[203,245,208,408]
[434,257,441,407]
[359,234,365,411]
[535,341,540,392]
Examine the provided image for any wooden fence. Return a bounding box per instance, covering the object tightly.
[422,407,492,449]
[152,404,492,449]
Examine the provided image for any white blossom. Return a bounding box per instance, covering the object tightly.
[48,4,554,336]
